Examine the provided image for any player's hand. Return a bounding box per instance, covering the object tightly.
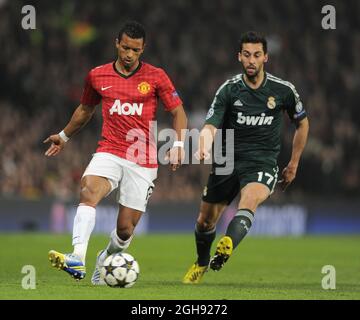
[43,134,66,157]
[194,148,211,161]
[278,162,298,191]
[165,146,185,171]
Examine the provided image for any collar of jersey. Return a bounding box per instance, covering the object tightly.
[241,72,268,90]
[112,61,142,79]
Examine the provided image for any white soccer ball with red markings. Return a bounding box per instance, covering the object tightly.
[100,253,140,288]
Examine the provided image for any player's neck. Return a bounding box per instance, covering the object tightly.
[115,59,140,76]
[243,70,265,89]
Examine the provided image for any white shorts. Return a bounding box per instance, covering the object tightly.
[82,152,157,212]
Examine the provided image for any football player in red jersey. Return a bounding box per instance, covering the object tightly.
[44,21,187,284]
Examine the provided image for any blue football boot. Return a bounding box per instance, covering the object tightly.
[48,250,86,280]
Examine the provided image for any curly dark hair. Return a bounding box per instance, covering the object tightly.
[239,31,267,53]
[118,21,146,43]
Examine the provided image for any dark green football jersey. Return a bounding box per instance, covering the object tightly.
[205,72,307,168]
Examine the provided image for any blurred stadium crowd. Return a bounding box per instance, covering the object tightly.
[0,0,359,202]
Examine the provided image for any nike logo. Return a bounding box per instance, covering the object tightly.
[101,85,112,91]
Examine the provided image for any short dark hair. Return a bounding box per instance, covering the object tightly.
[239,31,267,54]
[118,21,146,43]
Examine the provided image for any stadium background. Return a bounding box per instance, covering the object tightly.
[1,0,360,301]
[1,1,359,234]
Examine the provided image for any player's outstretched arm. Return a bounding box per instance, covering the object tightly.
[43,104,96,157]
[195,124,217,161]
[280,117,309,191]
[166,105,188,171]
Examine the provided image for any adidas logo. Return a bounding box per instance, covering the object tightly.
[233,99,243,106]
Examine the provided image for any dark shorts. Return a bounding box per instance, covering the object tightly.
[202,164,279,205]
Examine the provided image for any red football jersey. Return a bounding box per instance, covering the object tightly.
[81,61,183,168]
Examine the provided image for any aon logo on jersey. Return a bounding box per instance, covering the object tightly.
[237,112,274,126]
[109,99,143,116]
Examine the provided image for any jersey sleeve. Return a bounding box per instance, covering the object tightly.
[284,85,307,123]
[204,83,229,128]
[156,69,183,111]
[80,71,101,106]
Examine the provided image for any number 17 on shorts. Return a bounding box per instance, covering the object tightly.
[256,167,278,194]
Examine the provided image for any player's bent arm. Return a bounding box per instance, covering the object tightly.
[289,117,309,168]
[279,117,309,190]
[167,105,187,170]
[196,124,217,160]
[169,105,188,143]
[62,103,97,138]
[43,104,96,157]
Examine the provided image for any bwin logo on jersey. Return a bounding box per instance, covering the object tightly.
[237,112,274,126]
[109,99,143,116]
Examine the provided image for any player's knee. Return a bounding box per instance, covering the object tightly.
[80,181,99,207]
[196,217,216,232]
[239,193,261,212]
[242,195,256,206]
[116,226,133,241]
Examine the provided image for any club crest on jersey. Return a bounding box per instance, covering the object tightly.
[267,96,276,109]
[137,81,151,95]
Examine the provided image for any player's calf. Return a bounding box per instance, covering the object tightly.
[210,209,255,271]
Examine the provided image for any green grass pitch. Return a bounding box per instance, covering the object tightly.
[0,234,359,300]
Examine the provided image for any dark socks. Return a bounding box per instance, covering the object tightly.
[225,209,254,250]
[195,225,216,267]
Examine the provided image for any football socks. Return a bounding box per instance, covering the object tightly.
[72,205,96,263]
[225,209,254,249]
[195,224,216,267]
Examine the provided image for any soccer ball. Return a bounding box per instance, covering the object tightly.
[100,253,140,288]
